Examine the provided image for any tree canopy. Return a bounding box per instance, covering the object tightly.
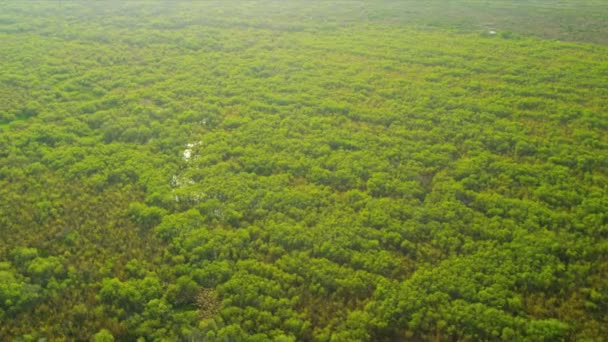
[1,1,607,341]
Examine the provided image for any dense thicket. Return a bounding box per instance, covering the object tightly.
[1,1,607,341]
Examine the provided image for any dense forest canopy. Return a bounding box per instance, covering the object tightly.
[1,1,608,341]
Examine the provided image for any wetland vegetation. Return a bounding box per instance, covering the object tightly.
[1,1,607,340]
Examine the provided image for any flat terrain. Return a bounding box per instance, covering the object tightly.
[1,1,607,341]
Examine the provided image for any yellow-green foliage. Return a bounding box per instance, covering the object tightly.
[1,1,607,341]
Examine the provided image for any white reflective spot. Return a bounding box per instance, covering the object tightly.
[183,142,202,161]
[183,149,192,160]
[171,174,180,187]
[489,30,497,35]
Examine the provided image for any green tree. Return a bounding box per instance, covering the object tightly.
[93,329,115,342]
